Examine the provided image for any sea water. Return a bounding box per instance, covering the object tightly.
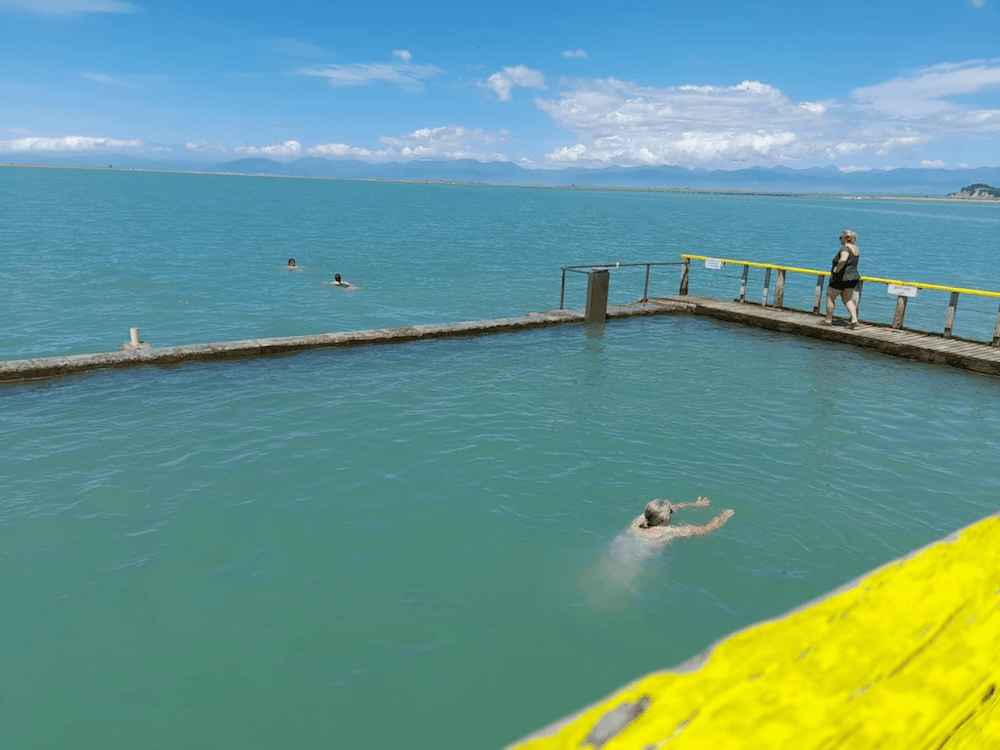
[1,167,1000,749]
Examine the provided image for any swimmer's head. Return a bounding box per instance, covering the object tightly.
[643,499,673,528]
[288,259,296,267]
[334,273,342,282]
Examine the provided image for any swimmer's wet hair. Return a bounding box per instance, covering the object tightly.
[644,499,673,526]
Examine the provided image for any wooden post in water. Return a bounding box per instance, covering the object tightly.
[892,295,908,329]
[761,268,772,307]
[739,265,749,302]
[679,258,690,295]
[585,269,610,323]
[944,291,960,338]
[813,275,825,313]
[774,270,786,309]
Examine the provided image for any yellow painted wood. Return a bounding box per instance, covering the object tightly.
[681,254,1000,298]
[510,514,1000,749]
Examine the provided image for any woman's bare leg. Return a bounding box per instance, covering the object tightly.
[843,288,858,324]
[824,286,838,323]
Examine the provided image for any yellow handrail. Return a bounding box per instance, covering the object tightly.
[680,254,1000,299]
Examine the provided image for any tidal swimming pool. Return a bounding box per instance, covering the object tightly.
[3,315,998,749]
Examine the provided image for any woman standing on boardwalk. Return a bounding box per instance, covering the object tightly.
[824,229,861,328]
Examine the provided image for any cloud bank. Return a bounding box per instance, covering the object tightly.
[529,61,1000,168]
[308,126,510,162]
[0,135,143,152]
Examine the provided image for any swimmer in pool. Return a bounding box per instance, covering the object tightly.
[609,497,734,565]
[287,258,302,271]
[631,497,734,543]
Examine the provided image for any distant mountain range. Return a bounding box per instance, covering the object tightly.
[5,154,1000,196]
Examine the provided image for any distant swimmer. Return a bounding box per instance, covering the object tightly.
[609,496,734,564]
[327,273,355,288]
[287,258,302,271]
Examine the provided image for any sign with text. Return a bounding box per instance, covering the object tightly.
[887,284,918,298]
[705,258,723,270]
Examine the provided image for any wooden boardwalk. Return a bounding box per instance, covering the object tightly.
[650,295,1000,378]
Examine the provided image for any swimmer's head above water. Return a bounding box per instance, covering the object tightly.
[288,258,296,267]
[641,499,673,528]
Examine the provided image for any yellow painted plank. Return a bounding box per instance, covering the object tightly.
[510,514,1000,750]
[681,255,1000,298]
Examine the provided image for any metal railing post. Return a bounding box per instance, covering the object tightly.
[774,269,786,309]
[679,257,690,295]
[739,265,749,302]
[642,264,651,302]
[944,291,960,337]
[992,302,1000,347]
[560,269,566,310]
[761,267,772,307]
[813,275,825,313]
[892,295,908,329]
[854,280,864,317]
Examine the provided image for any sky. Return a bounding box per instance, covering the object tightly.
[1,0,998,171]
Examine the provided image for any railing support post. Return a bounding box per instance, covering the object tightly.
[560,269,567,310]
[585,269,610,323]
[642,263,651,302]
[761,267,772,307]
[739,265,749,303]
[993,302,1000,347]
[892,295,908,329]
[813,275,825,313]
[774,269,786,309]
[679,258,690,296]
[855,280,864,317]
[944,291,960,338]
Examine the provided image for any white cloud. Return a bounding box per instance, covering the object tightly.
[852,60,1000,118]
[482,65,546,102]
[308,126,511,163]
[299,56,441,91]
[919,159,946,168]
[525,61,1000,169]
[234,140,302,157]
[185,140,228,153]
[0,135,143,152]
[0,0,135,13]
[970,0,987,7]
[532,77,827,167]
[563,49,588,59]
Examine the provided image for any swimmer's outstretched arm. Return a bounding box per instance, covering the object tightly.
[663,496,711,510]
[673,509,735,538]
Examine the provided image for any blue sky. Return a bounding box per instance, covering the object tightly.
[1,0,998,171]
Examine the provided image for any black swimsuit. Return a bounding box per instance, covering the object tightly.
[829,249,860,290]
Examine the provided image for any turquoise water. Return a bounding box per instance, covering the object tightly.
[2,167,1000,749]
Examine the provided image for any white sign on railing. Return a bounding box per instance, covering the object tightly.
[705,258,723,270]
[887,284,918,298]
